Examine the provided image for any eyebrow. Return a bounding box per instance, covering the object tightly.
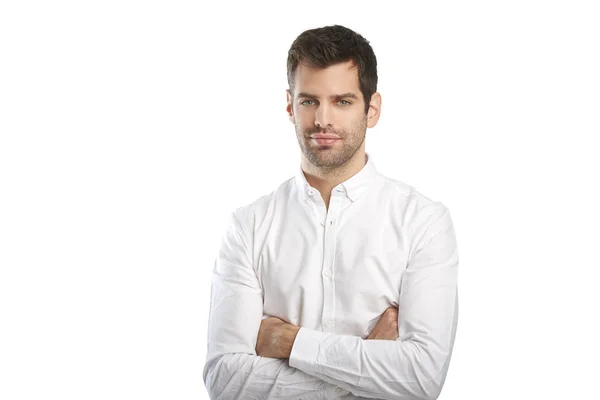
[296,92,360,100]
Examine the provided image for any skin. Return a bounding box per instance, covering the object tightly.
[286,60,382,210]
[255,61,395,359]
[255,306,399,358]
[365,306,399,340]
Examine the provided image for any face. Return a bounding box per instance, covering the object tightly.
[286,61,380,170]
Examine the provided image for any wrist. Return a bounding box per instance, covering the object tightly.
[280,324,300,358]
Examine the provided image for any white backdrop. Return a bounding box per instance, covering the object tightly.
[1,1,599,399]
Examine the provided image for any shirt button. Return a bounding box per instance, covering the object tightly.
[324,270,332,278]
[335,387,344,393]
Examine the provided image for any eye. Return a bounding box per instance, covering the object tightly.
[300,100,316,106]
[338,100,351,106]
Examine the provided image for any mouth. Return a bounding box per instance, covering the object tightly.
[312,137,340,145]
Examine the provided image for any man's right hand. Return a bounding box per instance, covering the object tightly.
[366,305,399,340]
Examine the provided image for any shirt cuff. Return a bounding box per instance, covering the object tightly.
[325,384,350,398]
[289,327,324,375]
[290,328,351,399]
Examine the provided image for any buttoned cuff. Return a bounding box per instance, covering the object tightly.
[289,327,323,375]
[324,384,350,398]
[290,328,350,398]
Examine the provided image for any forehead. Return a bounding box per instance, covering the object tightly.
[293,60,361,97]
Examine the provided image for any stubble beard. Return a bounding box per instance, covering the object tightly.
[295,118,367,171]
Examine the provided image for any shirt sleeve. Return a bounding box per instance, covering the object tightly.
[289,206,459,400]
[203,209,346,400]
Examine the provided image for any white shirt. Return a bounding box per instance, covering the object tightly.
[204,153,459,400]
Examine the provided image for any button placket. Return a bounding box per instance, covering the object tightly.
[320,193,344,332]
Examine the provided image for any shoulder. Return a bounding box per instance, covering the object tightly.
[229,176,296,230]
[378,173,449,216]
[376,174,453,247]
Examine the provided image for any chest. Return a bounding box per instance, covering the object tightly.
[255,200,409,335]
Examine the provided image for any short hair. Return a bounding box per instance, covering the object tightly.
[287,24,378,114]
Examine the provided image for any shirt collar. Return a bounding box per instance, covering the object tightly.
[294,152,379,202]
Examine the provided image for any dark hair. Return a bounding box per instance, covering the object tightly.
[287,24,378,114]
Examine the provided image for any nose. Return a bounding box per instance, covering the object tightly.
[314,103,333,129]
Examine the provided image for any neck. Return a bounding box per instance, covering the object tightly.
[301,149,367,202]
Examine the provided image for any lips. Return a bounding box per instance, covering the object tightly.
[311,133,341,140]
[312,137,340,145]
[308,132,341,146]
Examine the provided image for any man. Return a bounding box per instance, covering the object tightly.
[203,25,459,400]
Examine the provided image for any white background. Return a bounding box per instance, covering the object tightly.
[1,1,599,399]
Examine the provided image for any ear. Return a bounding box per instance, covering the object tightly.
[366,92,382,128]
[286,89,295,124]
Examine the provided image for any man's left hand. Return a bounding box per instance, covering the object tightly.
[255,317,300,359]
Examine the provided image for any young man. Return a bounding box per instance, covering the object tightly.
[203,25,459,400]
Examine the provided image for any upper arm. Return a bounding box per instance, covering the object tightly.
[399,205,459,369]
[206,209,264,365]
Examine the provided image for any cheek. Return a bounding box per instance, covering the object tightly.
[350,113,368,129]
[294,110,314,125]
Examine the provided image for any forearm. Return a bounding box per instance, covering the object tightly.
[204,352,341,400]
[288,206,459,400]
[290,296,458,400]
[290,221,459,400]
[205,210,346,399]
